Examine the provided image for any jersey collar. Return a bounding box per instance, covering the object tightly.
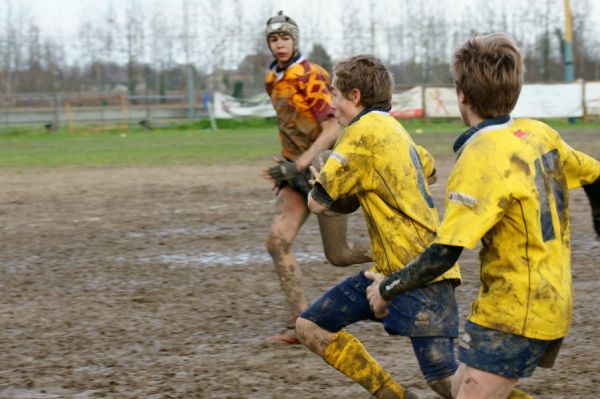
[348,107,389,126]
[453,115,512,155]
[268,52,304,81]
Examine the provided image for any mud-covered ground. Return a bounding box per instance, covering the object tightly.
[1,146,599,398]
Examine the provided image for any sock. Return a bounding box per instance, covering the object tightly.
[322,330,411,399]
[507,388,534,399]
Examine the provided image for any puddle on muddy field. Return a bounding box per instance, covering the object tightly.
[122,250,326,268]
[126,225,234,239]
[0,388,63,399]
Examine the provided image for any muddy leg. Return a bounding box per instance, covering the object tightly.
[266,186,310,319]
[296,318,415,399]
[452,363,518,399]
[317,213,371,266]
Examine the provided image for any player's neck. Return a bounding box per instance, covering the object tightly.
[466,110,484,127]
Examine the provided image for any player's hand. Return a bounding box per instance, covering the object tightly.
[427,173,438,185]
[364,271,390,319]
[266,156,298,181]
[308,165,319,187]
[309,150,331,187]
[260,164,281,195]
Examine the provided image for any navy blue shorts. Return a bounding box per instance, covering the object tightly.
[459,320,564,378]
[300,271,459,381]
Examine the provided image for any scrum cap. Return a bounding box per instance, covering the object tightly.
[265,11,299,50]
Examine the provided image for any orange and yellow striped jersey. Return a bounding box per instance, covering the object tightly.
[265,54,335,161]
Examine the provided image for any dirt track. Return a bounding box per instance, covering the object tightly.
[1,152,599,398]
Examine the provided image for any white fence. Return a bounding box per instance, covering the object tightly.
[2,82,598,127]
[214,81,600,120]
[0,93,204,128]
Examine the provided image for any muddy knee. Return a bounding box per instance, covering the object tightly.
[324,244,371,266]
[323,247,353,266]
[266,233,291,260]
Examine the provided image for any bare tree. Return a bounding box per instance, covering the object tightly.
[125,0,146,94]
[149,2,172,96]
[0,0,32,94]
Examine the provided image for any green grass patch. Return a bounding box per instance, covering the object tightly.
[0,118,597,169]
[0,125,280,168]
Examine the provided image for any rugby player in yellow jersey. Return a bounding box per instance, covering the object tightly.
[296,54,461,399]
[260,11,371,344]
[366,33,600,399]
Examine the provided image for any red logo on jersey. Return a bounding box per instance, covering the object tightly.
[513,130,528,138]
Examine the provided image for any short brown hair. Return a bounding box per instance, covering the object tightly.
[333,55,393,111]
[451,32,524,118]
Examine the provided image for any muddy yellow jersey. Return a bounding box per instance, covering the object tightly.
[436,117,600,340]
[317,110,461,282]
[265,54,335,161]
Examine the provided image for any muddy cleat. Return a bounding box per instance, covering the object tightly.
[266,334,301,344]
[265,326,301,345]
[373,379,418,399]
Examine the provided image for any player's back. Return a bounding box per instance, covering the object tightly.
[449,117,598,340]
[337,111,460,283]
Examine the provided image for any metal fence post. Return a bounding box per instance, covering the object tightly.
[187,65,195,120]
[53,94,62,130]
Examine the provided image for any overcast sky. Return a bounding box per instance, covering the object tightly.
[22,0,600,39]
[3,0,598,72]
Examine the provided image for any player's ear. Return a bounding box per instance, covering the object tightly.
[351,88,361,106]
[457,90,468,105]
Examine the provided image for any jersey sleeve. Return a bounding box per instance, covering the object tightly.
[435,146,510,249]
[304,67,335,122]
[316,128,368,200]
[558,139,600,190]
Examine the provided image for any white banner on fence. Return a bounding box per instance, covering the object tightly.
[512,82,583,118]
[213,92,275,119]
[585,81,600,116]
[424,88,461,118]
[424,83,585,119]
[213,82,588,120]
[390,87,423,118]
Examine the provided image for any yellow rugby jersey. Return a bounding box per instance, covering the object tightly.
[317,110,461,281]
[265,54,334,161]
[436,117,600,340]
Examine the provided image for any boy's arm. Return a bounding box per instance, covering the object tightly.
[365,244,463,316]
[308,182,360,215]
[559,139,600,190]
[263,118,339,184]
[308,128,365,213]
[378,244,462,298]
[557,139,600,235]
[295,117,339,171]
[583,177,600,236]
[294,67,339,171]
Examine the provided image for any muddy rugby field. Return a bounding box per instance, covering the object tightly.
[1,131,599,398]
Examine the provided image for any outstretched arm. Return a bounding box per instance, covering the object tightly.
[366,244,463,318]
[260,118,339,191]
[295,118,339,171]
